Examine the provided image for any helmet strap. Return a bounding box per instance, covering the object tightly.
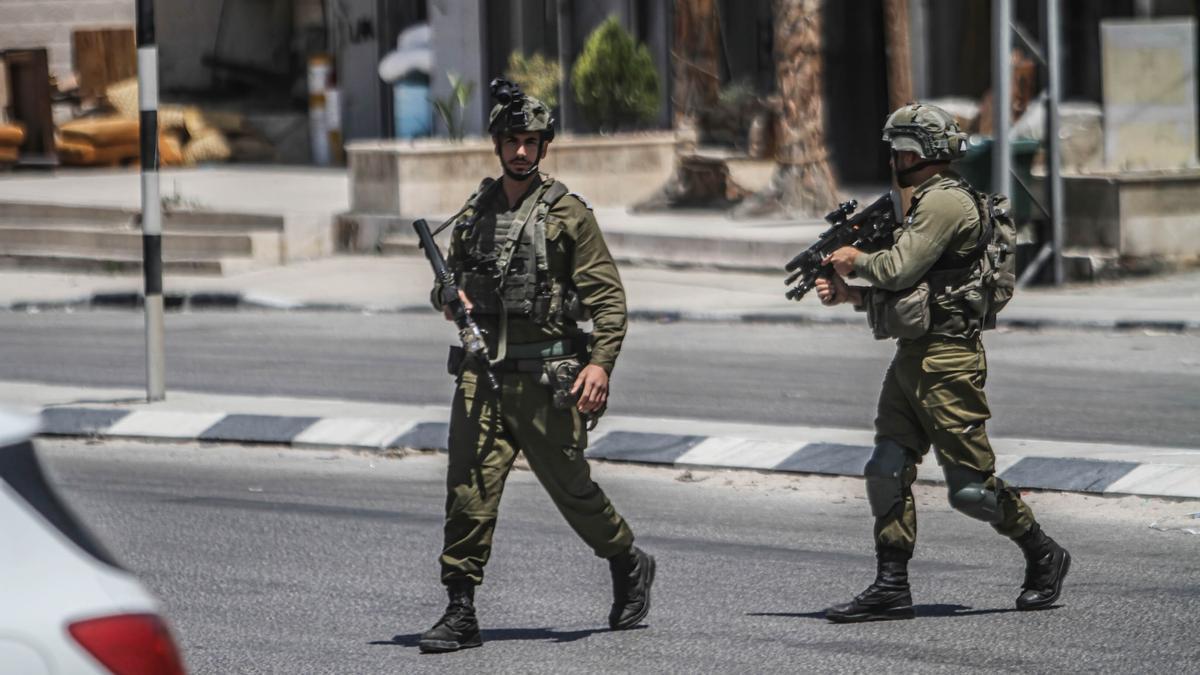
[503,162,540,181]
[893,150,947,180]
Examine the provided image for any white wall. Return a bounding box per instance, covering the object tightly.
[0,0,134,81]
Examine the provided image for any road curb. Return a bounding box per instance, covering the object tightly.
[36,406,1200,500]
[4,290,1198,333]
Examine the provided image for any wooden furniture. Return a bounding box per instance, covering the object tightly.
[2,49,57,166]
[72,28,137,101]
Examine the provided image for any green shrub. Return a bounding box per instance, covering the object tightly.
[505,51,562,109]
[430,72,475,141]
[571,16,661,131]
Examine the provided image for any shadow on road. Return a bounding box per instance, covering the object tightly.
[376,625,633,648]
[749,603,1039,621]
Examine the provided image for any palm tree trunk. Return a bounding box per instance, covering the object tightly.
[883,0,913,112]
[883,0,914,211]
[633,0,739,211]
[736,0,839,218]
[671,0,722,130]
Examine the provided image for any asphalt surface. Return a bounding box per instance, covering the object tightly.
[40,439,1200,674]
[4,311,1198,448]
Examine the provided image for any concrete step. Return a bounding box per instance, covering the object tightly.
[0,202,284,232]
[162,211,284,232]
[0,251,258,275]
[0,225,281,263]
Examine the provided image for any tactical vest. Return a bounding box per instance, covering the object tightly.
[453,177,581,324]
[921,180,1017,337]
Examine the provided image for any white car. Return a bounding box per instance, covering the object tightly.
[0,409,187,674]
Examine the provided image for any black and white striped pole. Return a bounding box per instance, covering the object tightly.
[137,0,165,401]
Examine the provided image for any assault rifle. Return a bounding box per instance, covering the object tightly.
[784,192,901,301]
[413,219,500,391]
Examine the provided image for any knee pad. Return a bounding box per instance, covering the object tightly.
[864,439,914,517]
[944,465,1001,523]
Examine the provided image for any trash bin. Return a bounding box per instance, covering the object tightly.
[955,137,1039,223]
[393,73,432,139]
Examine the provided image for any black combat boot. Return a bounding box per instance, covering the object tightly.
[825,552,915,623]
[418,581,482,653]
[1014,524,1070,611]
[608,546,656,630]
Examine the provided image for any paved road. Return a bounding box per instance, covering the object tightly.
[41,439,1200,674]
[4,311,1197,448]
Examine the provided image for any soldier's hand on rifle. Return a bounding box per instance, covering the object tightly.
[822,246,861,276]
[443,290,473,321]
[816,275,852,306]
[571,364,609,414]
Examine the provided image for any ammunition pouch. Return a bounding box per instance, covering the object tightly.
[541,357,583,410]
[541,354,606,429]
[867,281,931,340]
[447,345,466,375]
[459,268,581,326]
[927,270,988,338]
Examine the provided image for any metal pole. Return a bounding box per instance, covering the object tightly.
[1045,0,1065,285]
[992,0,1012,199]
[556,0,572,133]
[137,0,165,400]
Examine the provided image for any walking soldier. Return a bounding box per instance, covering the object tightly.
[815,103,1070,622]
[417,79,654,653]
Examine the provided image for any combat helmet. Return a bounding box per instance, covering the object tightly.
[882,103,967,161]
[487,78,555,141]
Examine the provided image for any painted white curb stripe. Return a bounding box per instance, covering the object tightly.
[676,437,803,469]
[37,405,1200,500]
[107,410,226,439]
[292,418,416,449]
[1104,464,1200,499]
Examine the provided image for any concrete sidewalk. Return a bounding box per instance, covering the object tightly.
[6,380,1199,500]
[1,166,1197,331]
[2,254,1199,333]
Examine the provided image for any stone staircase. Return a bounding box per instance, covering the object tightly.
[0,203,286,274]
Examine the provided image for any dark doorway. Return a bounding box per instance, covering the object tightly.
[822,0,891,185]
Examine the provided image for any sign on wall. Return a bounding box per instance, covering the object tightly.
[1101,19,1198,171]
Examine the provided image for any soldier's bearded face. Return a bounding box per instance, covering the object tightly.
[499,132,544,176]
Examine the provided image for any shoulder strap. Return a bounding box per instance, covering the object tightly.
[433,177,498,236]
[495,180,554,276]
[929,182,993,272]
[539,180,569,207]
[532,180,571,275]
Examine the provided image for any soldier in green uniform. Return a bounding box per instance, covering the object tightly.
[417,80,654,653]
[814,103,1070,622]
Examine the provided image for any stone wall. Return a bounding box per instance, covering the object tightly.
[347,132,678,217]
[1064,170,1200,260]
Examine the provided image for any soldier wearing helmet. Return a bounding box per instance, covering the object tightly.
[417,79,654,653]
[814,103,1070,622]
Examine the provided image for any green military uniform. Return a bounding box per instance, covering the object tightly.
[437,174,634,586]
[826,102,1068,623]
[852,170,1037,559]
[419,78,652,653]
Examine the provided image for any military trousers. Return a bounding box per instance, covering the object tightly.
[872,335,1036,558]
[439,368,635,585]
